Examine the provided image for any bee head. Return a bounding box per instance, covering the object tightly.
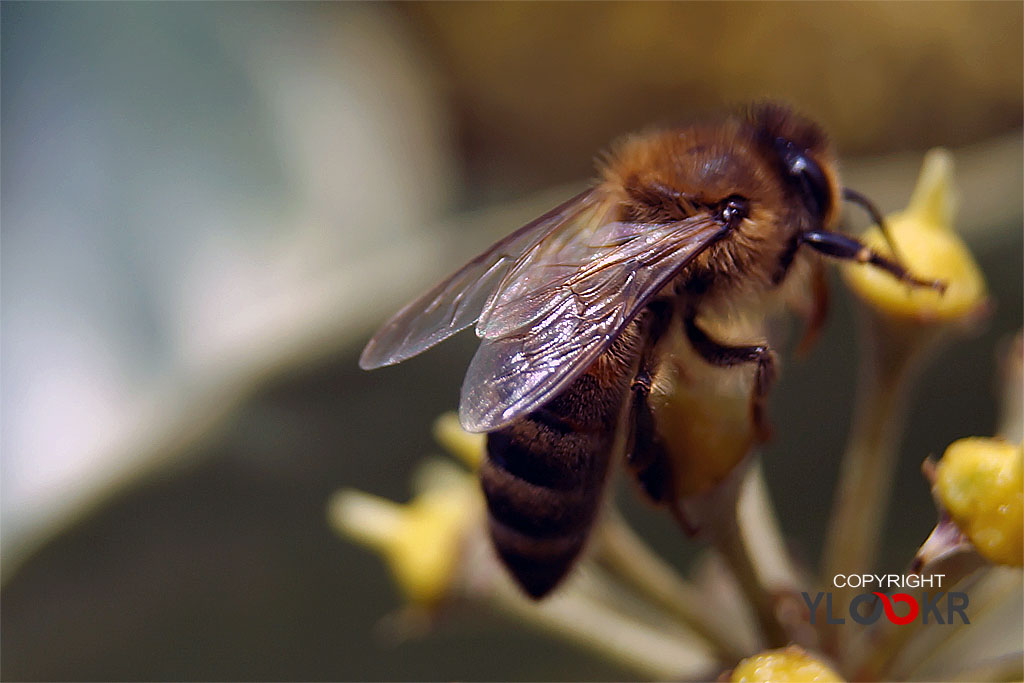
[748,102,838,227]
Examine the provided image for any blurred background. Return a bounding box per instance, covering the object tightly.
[1,2,1021,680]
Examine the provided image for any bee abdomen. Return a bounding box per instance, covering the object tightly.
[486,514,588,599]
[480,318,644,599]
[482,417,613,599]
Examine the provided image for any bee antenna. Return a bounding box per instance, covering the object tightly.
[842,187,907,267]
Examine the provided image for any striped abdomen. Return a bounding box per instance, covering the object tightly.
[480,322,644,598]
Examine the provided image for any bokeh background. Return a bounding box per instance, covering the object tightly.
[2,2,1021,680]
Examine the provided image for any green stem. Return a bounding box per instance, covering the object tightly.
[820,310,942,654]
[708,502,788,648]
[596,510,750,661]
[489,577,716,681]
[888,567,1017,681]
[699,461,796,649]
[848,562,985,680]
[736,459,804,596]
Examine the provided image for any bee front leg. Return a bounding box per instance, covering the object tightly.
[800,230,946,291]
[796,257,830,355]
[683,314,777,441]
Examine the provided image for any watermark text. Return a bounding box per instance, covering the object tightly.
[832,573,945,589]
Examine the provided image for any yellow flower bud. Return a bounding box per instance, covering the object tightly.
[843,149,987,322]
[328,468,480,605]
[933,437,1023,566]
[731,646,843,682]
[433,411,486,470]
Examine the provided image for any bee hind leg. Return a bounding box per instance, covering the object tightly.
[683,314,777,441]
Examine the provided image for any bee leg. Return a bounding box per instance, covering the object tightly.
[771,235,830,354]
[626,368,672,502]
[626,368,699,535]
[624,304,697,533]
[683,314,777,441]
[796,258,830,355]
[800,230,946,291]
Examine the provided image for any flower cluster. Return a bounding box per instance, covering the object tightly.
[843,149,987,323]
[730,646,842,683]
[329,457,480,606]
[930,437,1023,567]
[332,151,1021,681]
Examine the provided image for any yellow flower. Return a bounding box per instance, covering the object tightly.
[824,148,992,619]
[329,413,490,605]
[933,437,1023,566]
[731,646,844,682]
[433,411,486,470]
[843,149,987,322]
[328,460,481,605]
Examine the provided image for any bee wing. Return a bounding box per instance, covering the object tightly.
[460,212,727,432]
[359,190,605,369]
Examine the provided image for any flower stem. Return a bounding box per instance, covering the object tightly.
[821,311,941,652]
[996,332,1022,443]
[736,459,804,597]
[698,459,799,649]
[888,567,1020,681]
[847,560,985,680]
[488,575,716,681]
[595,510,750,661]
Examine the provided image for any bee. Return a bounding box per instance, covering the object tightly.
[360,103,942,599]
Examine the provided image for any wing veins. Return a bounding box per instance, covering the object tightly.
[359,189,597,368]
[460,212,727,431]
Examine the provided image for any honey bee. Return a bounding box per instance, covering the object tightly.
[360,103,942,599]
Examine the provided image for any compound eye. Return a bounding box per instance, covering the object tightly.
[775,139,832,221]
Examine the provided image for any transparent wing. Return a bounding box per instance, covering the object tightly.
[459,213,727,432]
[359,189,602,369]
